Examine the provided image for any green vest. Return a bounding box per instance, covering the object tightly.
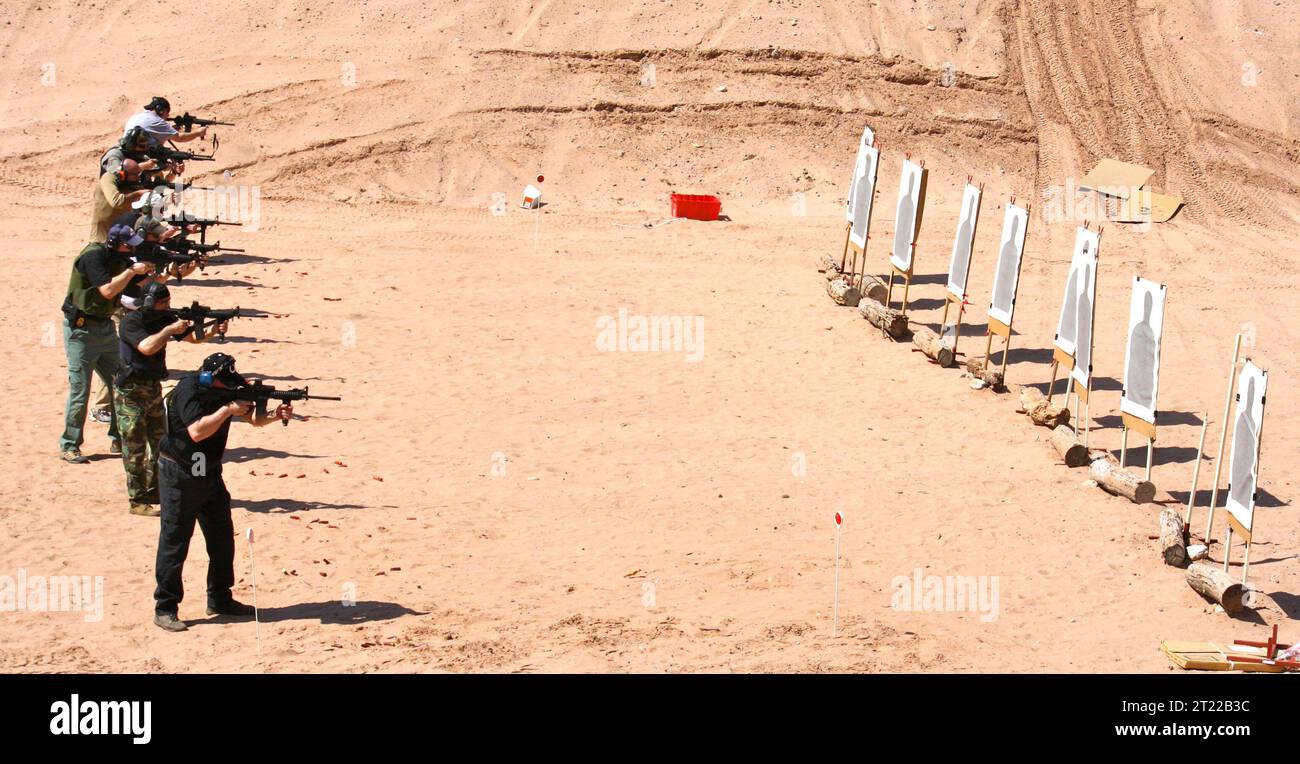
[65,243,128,319]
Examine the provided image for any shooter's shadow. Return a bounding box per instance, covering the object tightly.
[225,447,328,463]
[213,253,297,266]
[231,498,395,513]
[182,279,261,288]
[212,336,296,344]
[194,600,425,627]
[251,374,348,383]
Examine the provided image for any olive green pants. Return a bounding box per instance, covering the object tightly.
[60,317,121,452]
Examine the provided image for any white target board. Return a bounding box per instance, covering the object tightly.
[987,203,1029,327]
[1067,245,1100,391]
[1053,227,1101,359]
[847,144,880,250]
[845,125,875,223]
[889,159,927,273]
[1226,360,1268,534]
[1119,277,1166,425]
[945,182,982,299]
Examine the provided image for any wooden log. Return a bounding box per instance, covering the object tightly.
[820,253,842,279]
[1089,454,1156,504]
[1050,425,1089,467]
[857,274,888,304]
[912,327,955,367]
[1017,386,1070,428]
[964,357,1003,388]
[1159,506,1189,568]
[857,296,907,339]
[827,276,861,306]
[1186,561,1245,613]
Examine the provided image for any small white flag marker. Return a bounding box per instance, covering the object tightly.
[246,527,262,656]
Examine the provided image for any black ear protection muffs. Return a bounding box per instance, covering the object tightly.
[142,281,169,310]
[199,353,244,388]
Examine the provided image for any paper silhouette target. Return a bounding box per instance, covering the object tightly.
[847,144,880,250]
[987,203,1029,327]
[1225,360,1267,534]
[1053,227,1101,359]
[845,125,876,224]
[945,183,982,300]
[890,159,927,272]
[1068,254,1099,392]
[1119,277,1167,424]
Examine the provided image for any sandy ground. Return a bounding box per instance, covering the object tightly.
[0,0,1298,672]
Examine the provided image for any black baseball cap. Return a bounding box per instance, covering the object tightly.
[201,353,246,387]
[106,223,144,249]
[144,96,171,112]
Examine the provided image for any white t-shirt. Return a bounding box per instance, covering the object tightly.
[123,111,178,143]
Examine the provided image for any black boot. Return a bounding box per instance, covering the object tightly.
[154,612,188,632]
[206,598,256,617]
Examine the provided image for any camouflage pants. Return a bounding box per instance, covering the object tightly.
[114,378,165,503]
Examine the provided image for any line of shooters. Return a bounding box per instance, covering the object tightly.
[60,96,338,633]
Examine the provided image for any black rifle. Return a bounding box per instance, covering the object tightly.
[148,146,216,164]
[171,217,241,245]
[133,243,223,282]
[168,300,261,342]
[170,113,234,133]
[202,379,341,426]
[162,238,244,259]
[120,177,217,194]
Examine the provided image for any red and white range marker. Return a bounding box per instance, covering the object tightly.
[833,512,843,636]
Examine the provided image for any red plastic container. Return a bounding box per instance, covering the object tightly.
[670,193,722,221]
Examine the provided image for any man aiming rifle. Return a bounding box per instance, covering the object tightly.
[124,97,213,148]
[90,159,151,243]
[60,224,155,463]
[115,283,227,516]
[152,354,339,632]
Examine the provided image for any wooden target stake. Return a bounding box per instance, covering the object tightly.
[1184,412,1210,526]
[1205,334,1243,543]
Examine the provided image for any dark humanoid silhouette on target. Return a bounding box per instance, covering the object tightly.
[1125,290,1158,409]
[892,171,916,268]
[851,152,875,243]
[1057,239,1090,349]
[1074,262,1093,379]
[992,214,1022,315]
[949,193,977,294]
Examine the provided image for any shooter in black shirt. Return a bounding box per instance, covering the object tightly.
[153,353,291,632]
[116,282,225,516]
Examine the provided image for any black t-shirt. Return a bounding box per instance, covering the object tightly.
[119,309,172,381]
[161,375,233,475]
